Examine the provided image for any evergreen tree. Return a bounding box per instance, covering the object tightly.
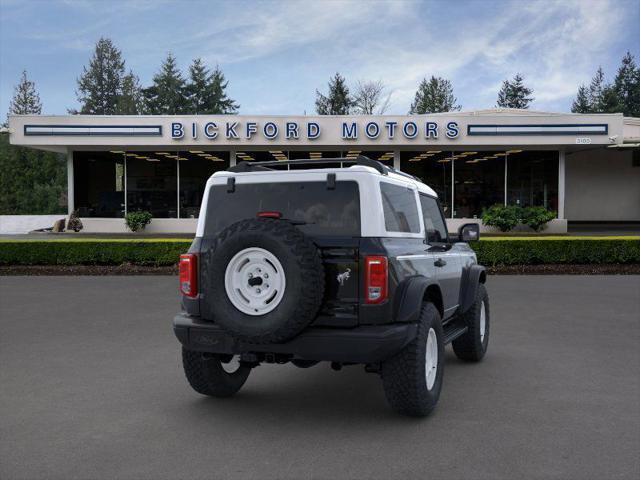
[315,73,353,115]
[409,76,460,114]
[75,37,126,114]
[571,85,591,113]
[143,53,188,114]
[185,59,239,114]
[207,65,239,114]
[1,71,66,214]
[496,73,534,109]
[116,71,144,115]
[0,134,67,215]
[600,84,623,113]
[9,70,42,116]
[587,66,607,112]
[186,58,209,114]
[613,51,640,117]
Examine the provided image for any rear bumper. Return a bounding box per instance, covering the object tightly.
[173,313,417,364]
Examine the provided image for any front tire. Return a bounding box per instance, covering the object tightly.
[381,302,444,417]
[182,348,251,397]
[452,283,490,362]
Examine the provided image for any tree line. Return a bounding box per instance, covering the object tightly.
[314,53,638,116]
[71,37,239,115]
[570,52,640,116]
[4,36,639,119]
[1,37,638,216]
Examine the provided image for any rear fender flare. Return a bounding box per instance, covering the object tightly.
[458,265,487,314]
[394,275,443,323]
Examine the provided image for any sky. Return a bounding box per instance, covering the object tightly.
[0,0,638,117]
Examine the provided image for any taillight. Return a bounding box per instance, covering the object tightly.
[365,256,388,304]
[179,254,197,297]
[257,211,282,219]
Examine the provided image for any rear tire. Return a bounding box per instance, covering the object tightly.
[452,283,489,362]
[381,302,444,417]
[182,348,251,397]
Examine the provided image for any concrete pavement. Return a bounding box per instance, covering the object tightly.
[1,275,639,480]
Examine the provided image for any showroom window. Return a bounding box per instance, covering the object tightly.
[401,149,559,218]
[126,153,177,218]
[507,150,558,213]
[73,151,125,218]
[178,151,229,218]
[74,150,229,219]
[452,151,505,218]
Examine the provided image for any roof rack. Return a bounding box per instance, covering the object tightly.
[228,155,388,174]
[227,155,422,182]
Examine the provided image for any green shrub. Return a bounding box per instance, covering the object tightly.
[125,211,153,232]
[482,204,557,232]
[481,205,520,232]
[0,239,192,266]
[521,206,556,232]
[0,238,638,267]
[471,237,640,266]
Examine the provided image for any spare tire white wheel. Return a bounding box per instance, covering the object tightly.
[206,218,325,344]
[224,247,286,316]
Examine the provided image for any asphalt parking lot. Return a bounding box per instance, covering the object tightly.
[1,275,639,480]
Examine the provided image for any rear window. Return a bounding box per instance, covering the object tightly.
[380,182,420,233]
[205,181,360,237]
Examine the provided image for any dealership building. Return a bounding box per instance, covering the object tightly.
[7,109,640,233]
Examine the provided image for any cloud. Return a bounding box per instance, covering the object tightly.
[1,0,637,115]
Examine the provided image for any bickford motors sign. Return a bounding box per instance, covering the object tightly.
[170,119,461,141]
[13,114,616,148]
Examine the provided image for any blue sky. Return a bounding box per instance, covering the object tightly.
[1,0,638,117]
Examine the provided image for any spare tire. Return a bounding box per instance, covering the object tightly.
[205,218,324,344]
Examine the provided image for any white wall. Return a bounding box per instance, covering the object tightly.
[0,215,66,234]
[80,218,197,234]
[565,149,640,221]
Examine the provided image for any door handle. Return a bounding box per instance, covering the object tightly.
[434,258,447,267]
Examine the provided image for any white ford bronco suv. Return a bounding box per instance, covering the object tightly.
[173,156,489,416]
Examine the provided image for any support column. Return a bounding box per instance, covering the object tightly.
[66,149,74,216]
[393,150,400,171]
[504,154,508,206]
[124,155,128,216]
[229,150,236,167]
[451,153,455,218]
[558,149,566,219]
[176,158,180,219]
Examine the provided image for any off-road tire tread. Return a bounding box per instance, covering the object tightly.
[381,302,443,417]
[452,283,489,362]
[182,348,251,397]
[209,218,324,344]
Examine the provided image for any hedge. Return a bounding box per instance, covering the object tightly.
[0,239,192,266]
[0,237,639,266]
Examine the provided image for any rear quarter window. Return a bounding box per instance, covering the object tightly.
[204,181,361,237]
[380,182,421,233]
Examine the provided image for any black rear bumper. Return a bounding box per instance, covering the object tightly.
[173,313,417,364]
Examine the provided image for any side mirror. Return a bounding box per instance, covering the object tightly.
[459,223,480,242]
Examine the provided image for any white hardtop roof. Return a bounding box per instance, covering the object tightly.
[210,164,438,197]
